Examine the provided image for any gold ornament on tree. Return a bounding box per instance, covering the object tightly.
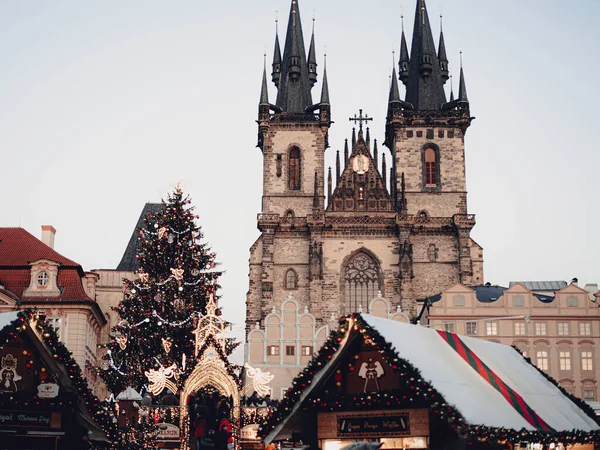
[138,272,149,283]
[158,227,168,239]
[162,338,172,354]
[115,335,128,350]
[170,268,184,281]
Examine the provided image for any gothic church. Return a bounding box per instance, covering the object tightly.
[246,0,484,335]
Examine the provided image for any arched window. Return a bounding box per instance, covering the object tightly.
[285,269,297,290]
[428,244,438,262]
[288,147,301,190]
[285,210,295,219]
[343,252,381,313]
[424,147,437,187]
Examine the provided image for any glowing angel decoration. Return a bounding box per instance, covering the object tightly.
[170,267,184,281]
[243,363,274,397]
[145,363,178,396]
[358,358,384,392]
[115,335,128,350]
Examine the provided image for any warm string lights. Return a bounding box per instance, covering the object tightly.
[258,313,600,446]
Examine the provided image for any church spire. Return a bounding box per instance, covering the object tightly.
[275,0,314,113]
[336,149,341,182]
[458,56,469,104]
[260,55,269,106]
[320,53,330,105]
[399,15,410,85]
[307,15,318,87]
[404,0,447,110]
[272,14,282,87]
[389,66,402,106]
[438,14,449,84]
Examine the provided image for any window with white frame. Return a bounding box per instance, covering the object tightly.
[486,322,498,336]
[534,322,547,336]
[512,295,524,307]
[561,384,574,395]
[557,322,570,336]
[267,345,280,356]
[567,296,578,307]
[514,322,526,336]
[452,295,464,307]
[443,323,455,333]
[559,351,571,371]
[466,322,477,336]
[581,351,594,371]
[37,271,50,286]
[47,317,62,340]
[584,389,596,401]
[285,345,295,356]
[301,345,313,356]
[536,350,549,371]
[580,322,592,336]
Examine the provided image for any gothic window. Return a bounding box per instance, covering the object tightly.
[428,244,438,262]
[424,147,438,187]
[285,210,295,219]
[343,252,381,313]
[285,269,297,290]
[288,147,301,190]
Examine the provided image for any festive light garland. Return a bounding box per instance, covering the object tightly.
[258,313,600,446]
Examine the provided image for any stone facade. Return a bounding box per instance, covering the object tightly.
[425,281,600,401]
[246,1,484,340]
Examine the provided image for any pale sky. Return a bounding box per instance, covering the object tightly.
[0,1,598,344]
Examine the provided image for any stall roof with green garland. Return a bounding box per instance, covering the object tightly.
[262,313,600,446]
[0,310,109,444]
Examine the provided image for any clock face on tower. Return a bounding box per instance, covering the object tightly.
[352,155,370,175]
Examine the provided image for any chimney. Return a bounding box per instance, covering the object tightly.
[571,277,578,286]
[41,225,56,249]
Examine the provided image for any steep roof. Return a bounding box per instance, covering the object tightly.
[0,227,96,304]
[116,203,163,271]
[0,228,79,267]
[274,0,314,113]
[264,314,600,443]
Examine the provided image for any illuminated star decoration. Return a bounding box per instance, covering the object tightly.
[162,338,172,354]
[115,335,128,350]
[243,362,274,397]
[145,363,178,396]
[170,267,184,281]
[138,272,149,283]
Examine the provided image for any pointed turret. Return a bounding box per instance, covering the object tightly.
[327,167,332,205]
[458,64,469,104]
[373,139,378,169]
[320,54,330,105]
[272,28,282,87]
[366,127,371,152]
[404,0,447,110]
[336,150,341,182]
[399,18,410,85]
[389,67,402,107]
[344,139,349,165]
[382,153,387,188]
[260,58,269,107]
[275,0,314,114]
[449,74,455,101]
[307,20,318,87]
[351,128,356,149]
[438,21,449,83]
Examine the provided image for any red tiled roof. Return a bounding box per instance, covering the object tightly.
[0,228,94,303]
[0,228,79,267]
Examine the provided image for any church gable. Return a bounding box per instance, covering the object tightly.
[328,130,392,213]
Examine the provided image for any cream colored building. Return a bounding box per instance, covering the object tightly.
[245,293,410,399]
[0,226,107,396]
[423,281,600,401]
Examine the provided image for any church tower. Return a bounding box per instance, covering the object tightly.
[386,0,483,304]
[248,0,331,332]
[246,0,484,339]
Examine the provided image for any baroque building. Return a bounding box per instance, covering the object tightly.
[246,0,483,340]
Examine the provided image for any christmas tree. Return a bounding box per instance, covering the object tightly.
[101,187,221,395]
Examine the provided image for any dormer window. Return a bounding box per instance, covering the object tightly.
[37,272,50,287]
